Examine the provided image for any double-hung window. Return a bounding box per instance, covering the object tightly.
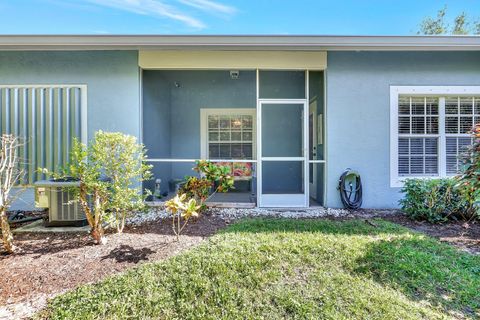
[200,108,256,160]
[390,86,480,187]
[200,108,256,180]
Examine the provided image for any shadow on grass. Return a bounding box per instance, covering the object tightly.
[223,218,480,318]
[353,236,480,318]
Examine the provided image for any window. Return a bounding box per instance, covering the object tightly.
[201,109,256,160]
[0,85,87,184]
[200,109,256,180]
[390,86,480,187]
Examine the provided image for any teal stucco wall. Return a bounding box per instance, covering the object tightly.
[326,51,480,208]
[0,51,140,139]
[0,50,140,210]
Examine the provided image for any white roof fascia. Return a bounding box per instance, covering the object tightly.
[0,35,479,51]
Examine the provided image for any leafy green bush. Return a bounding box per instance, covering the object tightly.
[456,123,480,221]
[399,178,468,223]
[45,131,152,244]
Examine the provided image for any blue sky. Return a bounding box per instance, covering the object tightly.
[0,0,479,35]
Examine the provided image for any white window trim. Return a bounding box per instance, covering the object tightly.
[390,86,480,188]
[200,108,256,160]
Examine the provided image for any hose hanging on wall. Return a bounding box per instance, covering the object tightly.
[338,169,363,210]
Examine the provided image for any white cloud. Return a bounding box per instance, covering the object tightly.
[177,0,236,15]
[86,0,206,28]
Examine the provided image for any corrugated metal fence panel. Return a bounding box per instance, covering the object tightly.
[0,86,86,185]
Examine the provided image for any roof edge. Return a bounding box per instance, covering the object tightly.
[0,35,479,51]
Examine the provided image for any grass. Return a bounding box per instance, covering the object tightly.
[39,219,480,319]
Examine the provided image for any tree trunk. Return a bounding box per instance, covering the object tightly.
[90,224,106,245]
[117,214,125,234]
[0,207,15,254]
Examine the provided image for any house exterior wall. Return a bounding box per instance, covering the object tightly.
[0,50,140,210]
[4,49,480,210]
[0,51,140,139]
[325,51,480,208]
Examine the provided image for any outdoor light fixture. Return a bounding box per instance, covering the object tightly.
[230,70,239,79]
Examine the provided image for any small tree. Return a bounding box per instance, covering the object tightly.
[67,131,152,244]
[69,139,110,244]
[0,135,24,254]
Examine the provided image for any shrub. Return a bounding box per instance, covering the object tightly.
[399,178,468,223]
[50,131,152,245]
[166,161,234,239]
[89,131,152,233]
[179,160,234,211]
[456,123,480,221]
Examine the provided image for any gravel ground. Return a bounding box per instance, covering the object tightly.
[128,206,354,226]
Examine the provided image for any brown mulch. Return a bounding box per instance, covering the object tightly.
[377,212,480,255]
[0,216,226,318]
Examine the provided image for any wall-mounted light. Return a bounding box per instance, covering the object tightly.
[174,81,181,88]
[230,70,239,80]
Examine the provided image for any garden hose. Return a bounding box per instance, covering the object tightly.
[338,169,363,210]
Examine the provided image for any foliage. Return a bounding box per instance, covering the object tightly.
[88,131,152,233]
[179,176,212,210]
[39,219,480,319]
[0,134,24,254]
[456,123,480,221]
[67,139,110,244]
[418,6,480,35]
[194,160,235,193]
[179,160,235,211]
[164,193,201,241]
[57,131,152,244]
[399,178,468,223]
[168,161,234,239]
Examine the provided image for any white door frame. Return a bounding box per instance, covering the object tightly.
[256,99,309,208]
[309,100,318,199]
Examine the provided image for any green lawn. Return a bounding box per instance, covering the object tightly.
[39,219,480,320]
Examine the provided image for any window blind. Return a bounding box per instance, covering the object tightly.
[396,94,478,178]
[398,96,439,176]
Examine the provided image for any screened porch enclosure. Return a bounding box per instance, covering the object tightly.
[142,70,325,207]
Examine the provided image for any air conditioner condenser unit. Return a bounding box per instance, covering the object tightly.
[34,179,87,227]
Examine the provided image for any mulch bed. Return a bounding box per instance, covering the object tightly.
[380,213,480,255]
[0,216,226,318]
